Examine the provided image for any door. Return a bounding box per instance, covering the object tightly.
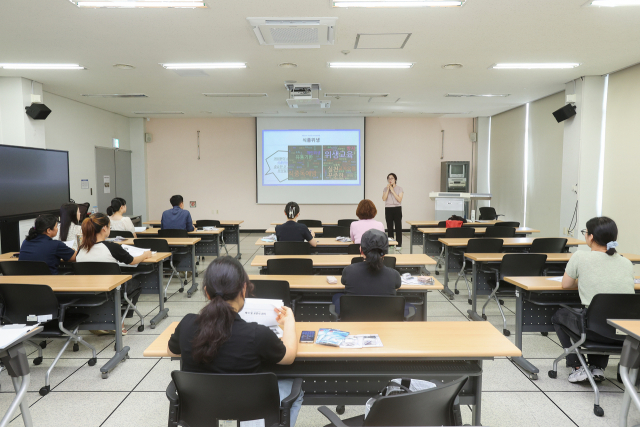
[95,147,133,213]
[115,150,133,214]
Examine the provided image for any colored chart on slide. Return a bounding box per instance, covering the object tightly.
[323,145,357,180]
[288,146,322,180]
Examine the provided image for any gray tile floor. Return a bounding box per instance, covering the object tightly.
[3,232,640,426]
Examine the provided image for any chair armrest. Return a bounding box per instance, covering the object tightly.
[166,380,180,427]
[166,380,178,403]
[317,406,349,427]
[559,304,583,315]
[59,298,81,309]
[280,378,303,409]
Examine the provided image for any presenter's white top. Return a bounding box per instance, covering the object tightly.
[383,185,403,207]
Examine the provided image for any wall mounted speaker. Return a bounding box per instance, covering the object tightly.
[552,104,576,123]
[25,103,52,120]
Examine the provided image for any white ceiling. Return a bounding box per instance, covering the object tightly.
[1,0,640,118]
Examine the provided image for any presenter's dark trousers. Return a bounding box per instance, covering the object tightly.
[385,206,403,247]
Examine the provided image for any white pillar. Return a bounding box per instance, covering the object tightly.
[0,77,45,148]
[129,118,148,221]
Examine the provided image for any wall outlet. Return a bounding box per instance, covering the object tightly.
[211,210,219,214]
[563,227,568,236]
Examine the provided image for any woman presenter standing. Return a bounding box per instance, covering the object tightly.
[382,173,404,250]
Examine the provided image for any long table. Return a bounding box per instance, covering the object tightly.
[136,227,240,260]
[265,227,323,235]
[248,274,443,321]
[255,237,397,255]
[406,220,503,253]
[419,227,539,257]
[270,221,338,226]
[607,319,640,425]
[144,320,521,426]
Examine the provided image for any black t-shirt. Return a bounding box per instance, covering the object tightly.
[341,262,401,295]
[275,221,313,242]
[168,313,286,374]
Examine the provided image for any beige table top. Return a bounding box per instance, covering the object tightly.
[0,253,17,260]
[255,238,397,247]
[118,238,201,246]
[0,251,171,264]
[271,221,338,226]
[137,228,224,236]
[439,237,585,247]
[144,220,244,226]
[251,254,436,267]
[407,220,502,226]
[247,274,444,291]
[504,275,640,291]
[607,319,640,340]
[0,275,131,292]
[419,227,539,235]
[143,321,522,358]
[265,227,323,234]
[466,252,640,263]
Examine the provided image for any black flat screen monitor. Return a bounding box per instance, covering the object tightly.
[0,144,70,219]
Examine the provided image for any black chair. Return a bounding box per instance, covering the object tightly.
[78,202,90,222]
[548,294,640,417]
[437,220,447,227]
[347,244,361,255]
[434,227,476,271]
[167,371,303,427]
[351,256,396,269]
[298,219,322,228]
[529,238,568,253]
[337,219,357,227]
[453,239,504,304]
[319,376,468,427]
[158,229,189,238]
[479,207,504,220]
[72,262,145,332]
[483,227,516,238]
[274,242,311,255]
[266,259,313,275]
[251,280,292,308]
[494,221,520,228]
[134,238,183,298]
[333,295,414,321]
[146,232,191,285]
[0,283,98,396]
[109,230,134,239]
[322,226,350,238]
[481,254,547,336]
[0,261,51,276]
[195,220,229,257]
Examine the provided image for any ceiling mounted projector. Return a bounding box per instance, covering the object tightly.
[285,83,331,109]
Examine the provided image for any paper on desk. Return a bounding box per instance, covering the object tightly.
[240,420,265,427]
[336,236,351,242]
[0,324,39,350]
[121,245,157,257]
[547,276,563,282]
[340,334,384,349]
[401,273,434,285]
[238,298,284,327]
[261,234,277,242]
[634,278,640,284]
[134,227,147,232]
[202,226,218,231]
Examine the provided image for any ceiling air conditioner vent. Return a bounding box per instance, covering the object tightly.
[247,17,338,49]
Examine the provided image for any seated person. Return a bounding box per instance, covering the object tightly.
[161,195,195,231]
[168,256,303,425]
[19,214,76,274]
[274,201,317,247]
[333,229,401,314]
[350,199,385,244]
[552,216,634,383]
[56,203,83,248]
[107,197,136,237]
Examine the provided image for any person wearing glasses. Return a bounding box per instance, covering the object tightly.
[552,217,634,383]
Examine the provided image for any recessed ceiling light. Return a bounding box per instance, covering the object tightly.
[328,62,414,69]
[589,0,640,6]
[0,63,85,70]
[492,63,580,69]
[160,63,246,69]
[75,1,206,8]
[83,93,147,98]
[420,111,472,114]
[113,64,135,70]
[446,93,509,97]
[278,63,298,68]
[228,111,278,115]
[296,111,308,114]
[133,111,184,114]
[324,93,389,98]
[333,0,464,7]
[442,63,463,69]
[325,111,374,114]
[203,93,268,97]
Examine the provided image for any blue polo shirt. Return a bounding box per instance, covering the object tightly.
[19,234,75,275]
[161,206,195,231]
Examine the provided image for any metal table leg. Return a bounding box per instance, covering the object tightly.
[0,344,32,427]
[442,245,454,299]
[236,226,241,260]
[216,234,221,258]
[187,245,198,297]
[422,290,428,321]
[100,286,130,379]
[619,336,640,426]
[511,290,539,379]
[471,361,482,426]
[468,260,484,321]
[410,225,415,254]
[150,260,169,329]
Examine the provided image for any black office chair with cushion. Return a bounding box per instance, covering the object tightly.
[350,256,396,269]
[298,219,322,228]
[322,226,351,238]
[332,295,414,322]
[319,376,468,427]
[0,261,51,276]
[72,262,145,332]
[109,230,134,239]
[434,227,476,271]
[0,283,98,396]
[453,238,504,304]
[548,294,640,417]
[251,280,292,309]
[274,242,311,255]
[479,207,504,220]
[134,238,183,298]
[145,231,191,286]
[337,219,357,227]
[529,238,568,253]
[437,220,447,227]
[483,227,516,238]
[347,244,361,255]
[266,259,314,275]
[195,220,229,257]
[494,221,520,228]
[158,229,189,238]
[481,254,547,336]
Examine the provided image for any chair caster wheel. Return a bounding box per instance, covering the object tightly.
[187,293,193,298]
[541,332,548,336]
[481,314,487,320]
[178,288,184,293]
[548,370,557,379]
[33,357,43,366]
[468,299,472,305]
[499,299,504,305]
[88,358,97,366]
[594,405,604,417]
[435,271,440,275]
[39,386,50,396]
[503,329,510,337]
[73,343,79,352]
[529,373,538,380]
[39,341,47,349]
[164,297,168,302]
[102,372,109,379]
[454,289,460,294]
[138,325,144,332]
[184,280,188,285]
[336,405,345,415]
[196,261,200,266]
[195,272,199,278]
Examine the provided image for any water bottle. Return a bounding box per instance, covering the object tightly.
[91,206,98,214]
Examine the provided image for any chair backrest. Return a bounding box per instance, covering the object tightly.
[109,230,134,238]
[499,254,547,279]
[196,220,221,228]
[0,261,51,276]
[445,227,476,238]
[298,219,322,228]
[350,256,396,269]
[465,238,504,253]
[72,262,122,276]
[437,221,447,227]
[365,376,468,426]
[266,258,313,275]
[78,203,90,222]
[479,207,497,220]
[347,244,361,255]
[274,241,311,255]
[322,226,351,238]
[133,238,170,252]
[0,283,60,324]
[339,295,406,322]
[250,280,291,307]
[337,219,357,227]
[483,227,516,238]
[171,371,281,427]
[158,229,189,238]
[529,238,568,254]
[494,221,520,228]
[129,216,142,227]
[586,294,640,342]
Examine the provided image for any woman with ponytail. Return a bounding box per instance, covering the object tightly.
[168,256,303,425]
[56,203,82,246]
[552,216,634,384]
[107,197,136,236]
[274,201,317,247]
[19,214,76,274]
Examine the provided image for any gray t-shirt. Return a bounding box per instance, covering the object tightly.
[383,185,403,207]
[565,250,635,305]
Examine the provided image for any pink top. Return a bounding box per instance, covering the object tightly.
[383,185,403,207]
[350,219,386,244]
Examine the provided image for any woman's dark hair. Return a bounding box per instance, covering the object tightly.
[26,215,58,241]
[363,247,385,272]
[79,213,110,252]
[106,197,126,216]
[356,199,377,220]
[586,216,618,256]
[170,195,183,207]
[59,203,79,241]
[387,173,398,182]
[192,257,254,364]
[285,201,300,219]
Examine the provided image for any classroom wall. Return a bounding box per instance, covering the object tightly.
[144,117,474,230]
